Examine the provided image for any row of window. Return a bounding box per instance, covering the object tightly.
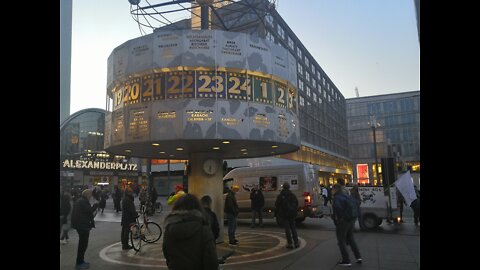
[349,142,419,160]
[265,14,344,104]
[299,113,348,146]
[348,128,419,148]
[348,113,419,131]
[300,127,348,157]
[347,97,419,117]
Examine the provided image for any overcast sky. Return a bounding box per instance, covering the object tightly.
[69,0,419,113]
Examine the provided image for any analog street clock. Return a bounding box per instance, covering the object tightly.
[203,159,218,175]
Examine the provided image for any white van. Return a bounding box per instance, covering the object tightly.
[223,164,324,225]
[344,185,399,229]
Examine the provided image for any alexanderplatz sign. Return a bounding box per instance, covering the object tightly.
[104,29,300,159]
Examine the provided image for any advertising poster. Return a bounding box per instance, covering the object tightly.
[356,164,369,184]
[260,176,277,192]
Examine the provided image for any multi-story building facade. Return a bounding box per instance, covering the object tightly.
[346,91,420,186]
[150,0,352,185]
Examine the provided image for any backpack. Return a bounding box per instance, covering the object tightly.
[343,194,359,221]
[281,193,297,219]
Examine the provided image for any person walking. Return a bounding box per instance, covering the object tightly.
[250,185,264,228]
[121,188,137,250]
[274,182,299,249]
[331,184,362,267]
[163,194,219,270]
[224,185,240,246]
[322,186,329,206]
[201,195,220,240]
[98,189,107,214]
[71,189,98,269]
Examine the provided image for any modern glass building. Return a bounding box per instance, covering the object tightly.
[346,91,420,186]
[60,108,142,189]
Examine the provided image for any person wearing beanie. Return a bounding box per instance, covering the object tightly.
[275,182,299,249]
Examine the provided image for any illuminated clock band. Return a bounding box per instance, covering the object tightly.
[110,67,298,113]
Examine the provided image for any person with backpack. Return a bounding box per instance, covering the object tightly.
[331,183,362,267]
[249,185,265,228]
[274,182,299,249]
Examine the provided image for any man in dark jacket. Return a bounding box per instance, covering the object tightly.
[121,188,137,250]
[224,185,239,246]
[250,185,265,228]
[201,195,219,240]
[275,182,299,249]
[163,194,218,270]
[332,184,362,267]
[71,189,97,269]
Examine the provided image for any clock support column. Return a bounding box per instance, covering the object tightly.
[188,152,225,243]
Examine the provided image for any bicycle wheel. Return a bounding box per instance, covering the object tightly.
[130,224,142,251]
[141,221,162,243]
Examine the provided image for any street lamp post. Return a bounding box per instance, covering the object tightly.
[370,115,380,184]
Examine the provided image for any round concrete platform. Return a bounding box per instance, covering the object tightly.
[99,230,306,268]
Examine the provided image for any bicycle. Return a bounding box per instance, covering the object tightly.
[218,250,235,270]
[129,205,163,252]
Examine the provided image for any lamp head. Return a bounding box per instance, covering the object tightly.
[128,0,141,5]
